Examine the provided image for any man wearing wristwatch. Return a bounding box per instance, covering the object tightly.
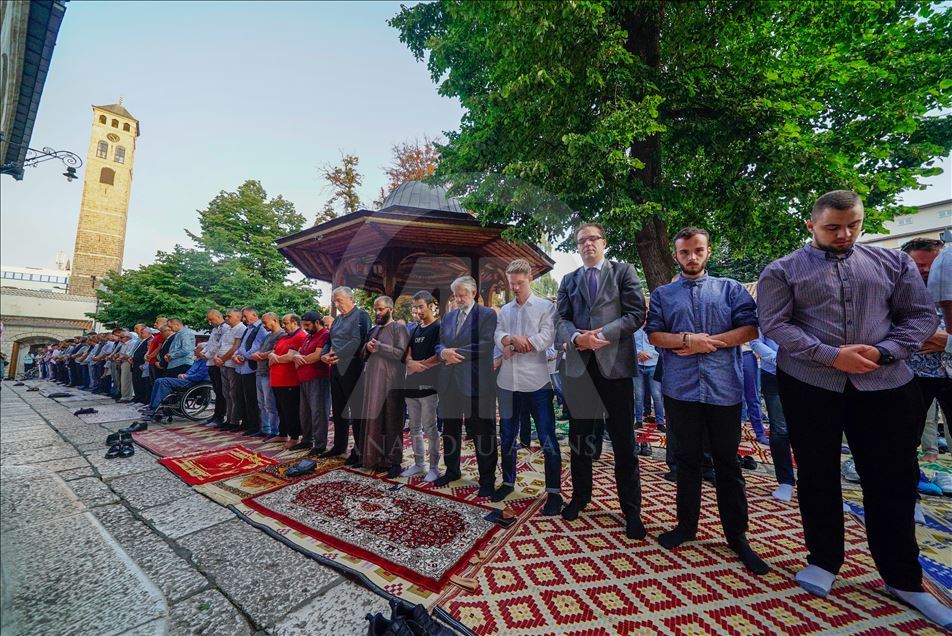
[759,191,949,630]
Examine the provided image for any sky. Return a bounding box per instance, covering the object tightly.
[1,1,949,288]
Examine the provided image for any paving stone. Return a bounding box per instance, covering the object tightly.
[1,487,167,635]
[59,466,97,481]
[69,477,120,507]
[86,447,161,480]
[0,426,59,445]
[139,493,234,539]
[180,519,336,628]
[31,455,92,473]
[0,442,79,466]
[1,465,85,532]
[168,589,251,636]
[94,505,208,603]
[110,468,195,511]
[271,580,390,636]
[118,619,166,636]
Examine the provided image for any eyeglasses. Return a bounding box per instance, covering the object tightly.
[576,235,604,246]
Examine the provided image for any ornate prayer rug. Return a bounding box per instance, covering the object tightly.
[158,445,278,485]
[133,423,332,460]
[435,455,946,635]
[242,469,502,592]
[195,455,346,505]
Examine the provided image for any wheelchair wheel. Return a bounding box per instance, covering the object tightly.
[180,384,213,421]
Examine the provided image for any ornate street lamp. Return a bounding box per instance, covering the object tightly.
[0,133,83,181]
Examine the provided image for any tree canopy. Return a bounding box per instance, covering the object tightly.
[94,180,321,327]
[391,0,952,289]
[316,152,364,224]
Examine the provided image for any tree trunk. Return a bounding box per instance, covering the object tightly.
[623,2,674,292]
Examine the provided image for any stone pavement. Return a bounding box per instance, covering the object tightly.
[0,382,390,636]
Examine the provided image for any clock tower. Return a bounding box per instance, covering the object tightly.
[68,101,139,297]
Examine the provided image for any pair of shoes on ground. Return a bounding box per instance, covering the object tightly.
[105,442,134,459]
[118,421,148,434]
[105,431,132,446]
[366,598,454,636]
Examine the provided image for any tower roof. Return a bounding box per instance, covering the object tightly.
[94,103,137,121]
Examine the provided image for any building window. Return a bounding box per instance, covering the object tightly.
[40,275,49,282]
[111,119,119,128]
[96,140,108,159]
[99,114,107,124]
[939,209,952,219]
[13,272,23,280]
[100,166,115,185]
[896,217,913,226]
[123,122,130,132]
[114,146,125,164]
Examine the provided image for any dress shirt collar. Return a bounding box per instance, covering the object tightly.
[585,259,605,272]
[680,273,709,287]
[804,242,854,261]
[514,293,536,307]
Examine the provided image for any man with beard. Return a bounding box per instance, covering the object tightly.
[292,311,331,454]
[759,191,948,629]
[320,287,372,464]
[556,223,645,538]
[646,226,766,575]
[358,296,409,476]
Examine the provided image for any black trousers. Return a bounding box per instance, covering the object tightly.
[329,361,364,456]
[778,371,923,591]
[439,390,497,488]
[239,372,260,431]
[132,368,149,404]
[914,375,952,443]
[663,397,747,539]
[562,357,641,518]
[273,385,301,438]
[208,365,227,420]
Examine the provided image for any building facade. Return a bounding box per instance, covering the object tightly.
[859,199,952,249]
[68,102,139,296]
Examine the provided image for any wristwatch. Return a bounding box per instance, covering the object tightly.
[874,345,895,364]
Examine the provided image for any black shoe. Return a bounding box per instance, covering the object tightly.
[118,443,135,458]
[204,417,223,426]
[290,441,312,451]
[638,442,652,457]
[106,432,132,446]
[119,421,148,434]
[702,470,716,484]
[245,431,265,438]
[220,424,241,432]
[432,474,456,487]
[477,484,495,498]
[634,420,643,430]
[491,485,514,502]
[561,499,587,521]
[105,443,123,459]
[386,465,403,479]
[656,423,667,433]
[664,470,678,482]
[740,455,758,470]
[310,446,327,456]
[388,598,455,636]
[625,515,647,540]
[321,446,347,458]
[542,493,563,516]
[344,453,360,466]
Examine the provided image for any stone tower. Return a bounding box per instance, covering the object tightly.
[68,101,139,296]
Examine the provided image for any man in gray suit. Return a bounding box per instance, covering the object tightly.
[557,222,647,539]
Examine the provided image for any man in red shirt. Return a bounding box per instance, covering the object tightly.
[292,311,331,455]
[269,314,307,445]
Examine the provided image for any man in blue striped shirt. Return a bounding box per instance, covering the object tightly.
[646,226,767,575]
[759,190,949,629]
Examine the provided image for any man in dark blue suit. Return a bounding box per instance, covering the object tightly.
[557,222,647,539]
[434,275,499,496]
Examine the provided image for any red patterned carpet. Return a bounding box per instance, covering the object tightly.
[158,445,278,485]
[243,469,501,591]
[434,454,940,635]
[133,425,319,460]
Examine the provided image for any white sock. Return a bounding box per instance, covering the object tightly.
[772,484,794,502]
[795,565,836,597]
[914,503,926,524]
[887,586,952,629]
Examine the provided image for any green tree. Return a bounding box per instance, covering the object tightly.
[94,181,320,327]
[316,152,364,224]
[391,0,951,290]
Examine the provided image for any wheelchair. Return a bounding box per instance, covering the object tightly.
[154,381,215,422]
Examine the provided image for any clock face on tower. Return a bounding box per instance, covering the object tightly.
[107,133,120,142]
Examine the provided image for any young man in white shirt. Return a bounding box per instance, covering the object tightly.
[494,258,563,515]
